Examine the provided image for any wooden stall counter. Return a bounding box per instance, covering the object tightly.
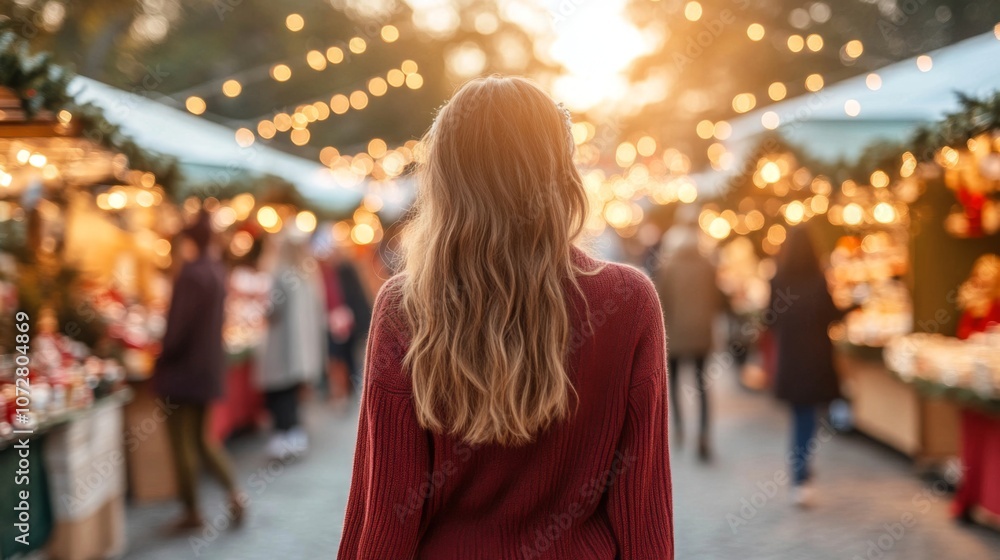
[835,341,960,466]
[0,391,131,560]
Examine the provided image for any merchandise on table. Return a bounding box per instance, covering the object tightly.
[939,132,1000,238]
[828,232,912,347]
[0,310,125,440]
[87,283,168,379]
[884,331,1000,400]
[224,266,272,356]
[834,282,912,347]
[956,254,1000,339]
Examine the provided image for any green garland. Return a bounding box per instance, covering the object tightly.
[70,102,181,194]
[0,25,180,195]
[720,91,1000,199]
[912,91,1000,160]
[0,30,73,116]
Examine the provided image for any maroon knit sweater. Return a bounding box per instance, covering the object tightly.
[338,251,673,559]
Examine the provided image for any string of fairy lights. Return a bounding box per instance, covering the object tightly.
[231,59,424,149]
[178,4,997,253]
[569,1,960,242]
[181,12,422,152]
[183,14,403,111]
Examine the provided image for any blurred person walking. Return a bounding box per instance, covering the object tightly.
[338,76,673,559]
[319,243,372,400]
[256,232,327,459]
[769,226,842,507]
[153,210,243,531]
[654,224,723,461]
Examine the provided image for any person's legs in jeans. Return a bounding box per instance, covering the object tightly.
[668,355,683,446]
[692,355,710,459]
[790,403,818,485]
[165,403,202,526]
[166,403,245,527]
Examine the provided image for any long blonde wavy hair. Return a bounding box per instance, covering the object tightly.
[399,76,589,446]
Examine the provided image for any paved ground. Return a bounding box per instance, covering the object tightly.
[121,365,1000,559]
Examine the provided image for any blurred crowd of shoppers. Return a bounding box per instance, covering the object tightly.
[151,202,848,527]
[150,210,373,528]
[650,217,846,507]
[321,245,372,398]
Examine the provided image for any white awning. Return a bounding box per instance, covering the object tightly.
[69,77,363,213]
[698,30,1000,195]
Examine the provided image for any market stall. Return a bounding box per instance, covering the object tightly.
[0,30,171,559]
[688,32,1000,471]
[0,28,329,543]
[886,328,1000,525]
[671,24,1000,529]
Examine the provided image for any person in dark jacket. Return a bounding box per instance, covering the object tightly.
[769,225,842,507]
[320,243,372,397]
[153,210,243,530]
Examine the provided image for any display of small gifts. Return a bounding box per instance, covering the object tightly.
[938,133,1000,238]
[0,308,125,440]
[884,330,1000,400]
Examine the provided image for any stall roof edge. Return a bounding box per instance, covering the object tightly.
[68,77,363,213]
[711,30,1000,171]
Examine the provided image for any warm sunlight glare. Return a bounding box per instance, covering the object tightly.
[546,0,654,111]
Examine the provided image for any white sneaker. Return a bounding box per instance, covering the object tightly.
[266,433,292,461]
[287,427,309,456]
[791,484,816,508]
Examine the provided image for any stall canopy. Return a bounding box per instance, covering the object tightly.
[696,30,1000,196]
[69,77,363,213]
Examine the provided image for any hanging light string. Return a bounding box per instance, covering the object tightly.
[179,19,402,116]
[232,59,423,148]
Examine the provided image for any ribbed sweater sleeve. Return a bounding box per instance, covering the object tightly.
[605,278,674,559]
[338,284,428,560]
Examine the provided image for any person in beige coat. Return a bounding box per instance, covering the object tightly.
[654,225,724,460]
[256,231,327,459]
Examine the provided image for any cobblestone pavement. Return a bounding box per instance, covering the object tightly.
[121,370,1000,559]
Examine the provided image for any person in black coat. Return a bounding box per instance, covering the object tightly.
[152,210,243,530]
[768,226,842,506]
[320,245,372,397]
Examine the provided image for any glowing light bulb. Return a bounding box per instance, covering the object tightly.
[761,162,781,184]
[684,1,703,21]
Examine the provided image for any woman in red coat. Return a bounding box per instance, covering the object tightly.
[338,76,674,559]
